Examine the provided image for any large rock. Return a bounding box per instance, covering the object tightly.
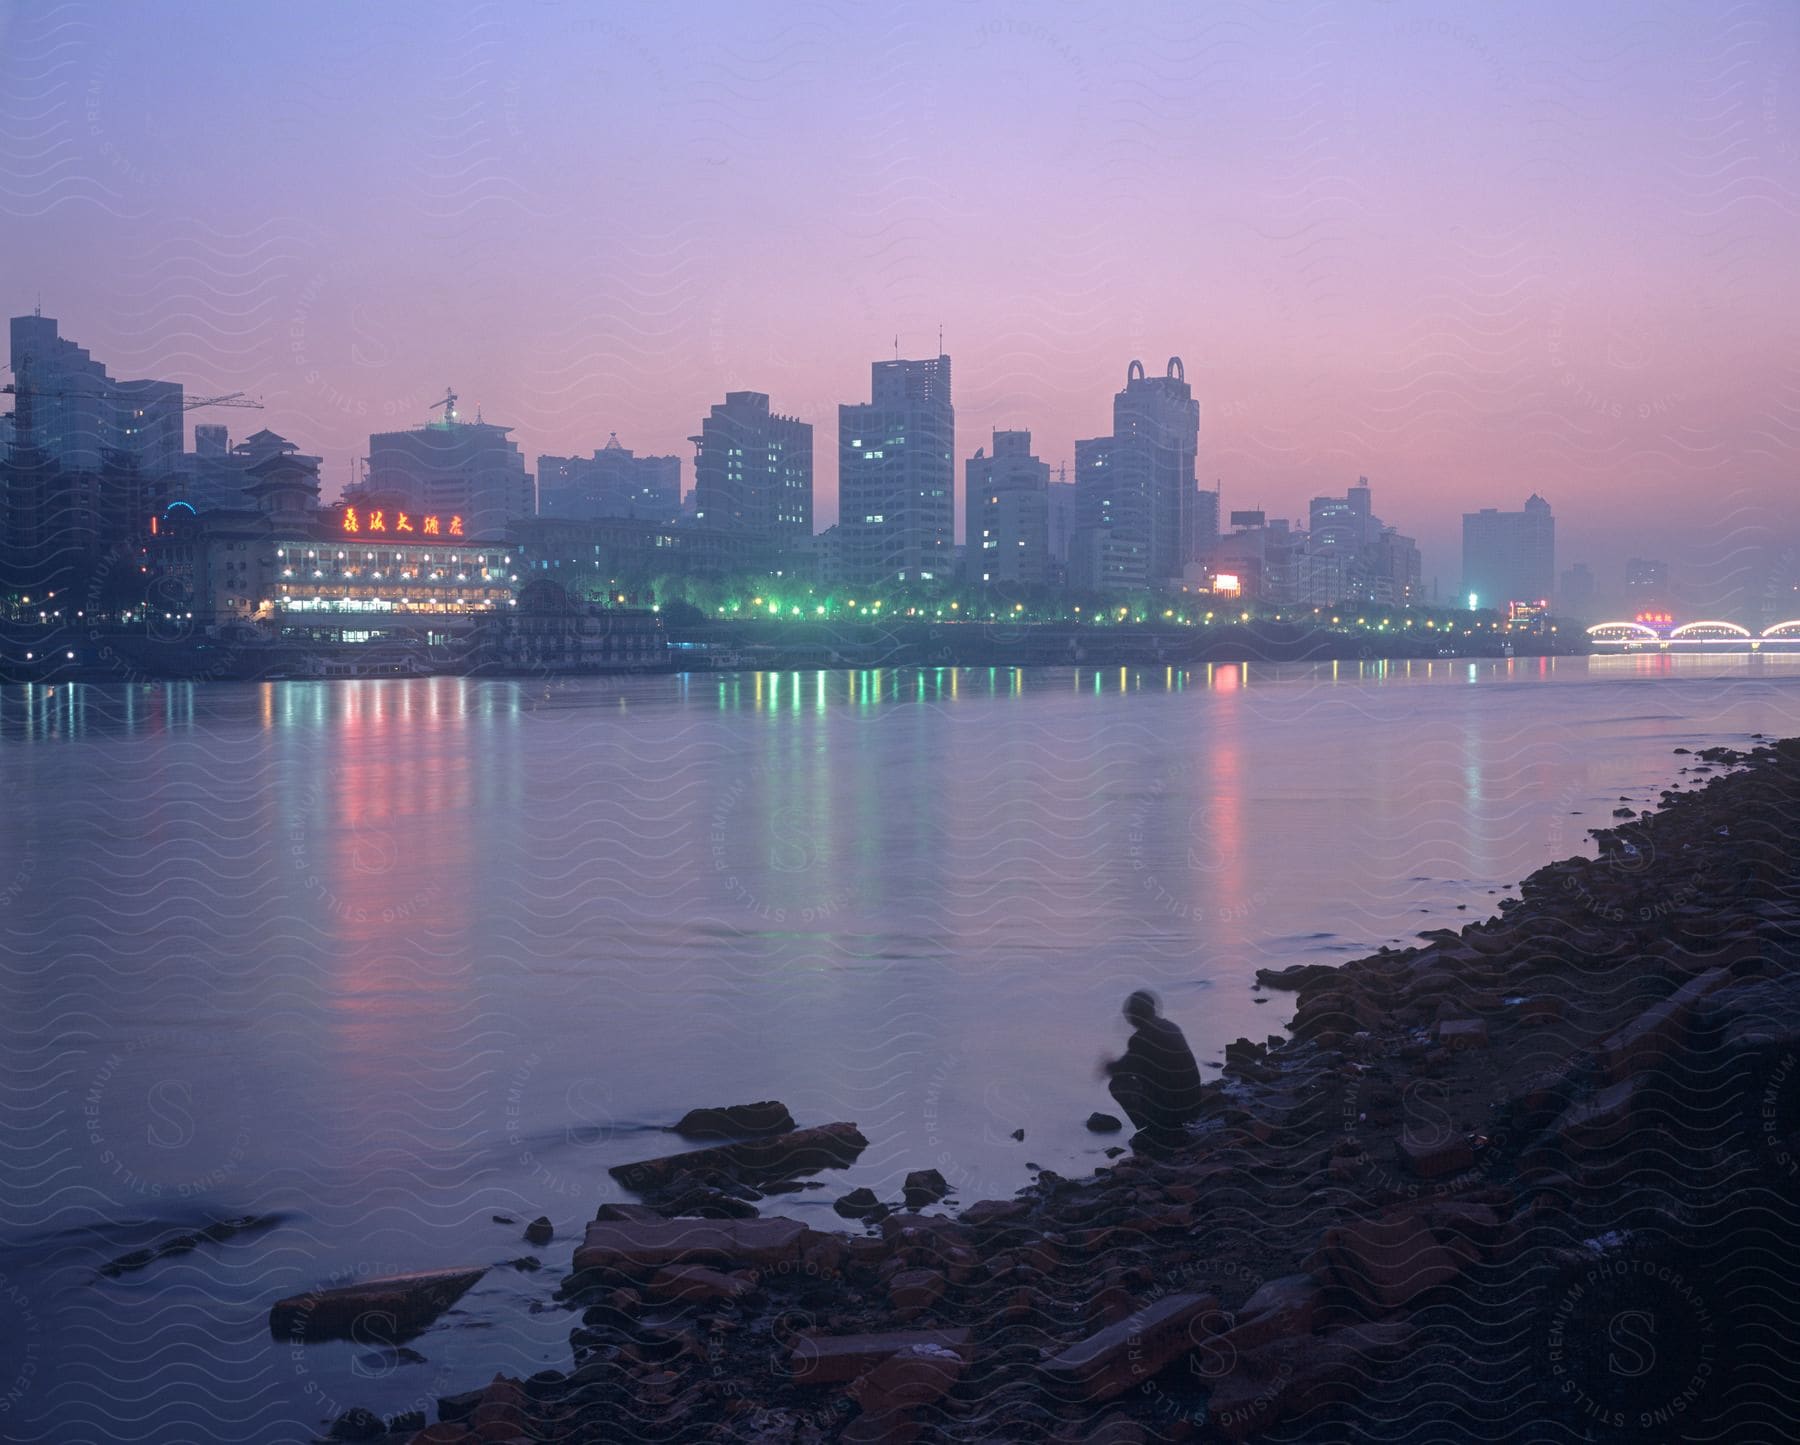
[887,1267,947,1318]
[1254,963,1338,991]
[572,1216,807,1277]
[269,1266,486,1343]
[1598,966,1733,1081]
[671,1100,797,1138]
[1205,1320,1415,1441]
[1041,1291,1220,1402]
[1210,1275,1320,1358]
[903,1169,949,1208]
[646,1264,756,1305]
[609,1122,868,1192]
[842,1341,968,1444]
[1314,1212,1468,1311]
[788,1328,972,1385]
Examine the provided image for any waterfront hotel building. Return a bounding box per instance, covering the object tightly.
[148,436,517,628]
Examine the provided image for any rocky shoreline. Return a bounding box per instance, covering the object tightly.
[303,736,1800,1443]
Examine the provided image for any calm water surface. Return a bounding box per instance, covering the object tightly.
[2,653,1797,1442]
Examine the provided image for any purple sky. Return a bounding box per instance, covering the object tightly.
[2,0,1797,602]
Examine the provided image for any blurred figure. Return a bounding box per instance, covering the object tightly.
[1103,990,1204,1137]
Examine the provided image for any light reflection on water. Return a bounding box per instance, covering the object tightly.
[2,653,1798,1442]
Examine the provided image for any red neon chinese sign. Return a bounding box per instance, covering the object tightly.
[342,508,462,537]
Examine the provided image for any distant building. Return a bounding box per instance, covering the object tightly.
[838,354,953,584]
[1067,526,1147,594]
[1559,561,1596,615]
[8,312,185,476]
[1625,557,1670,612]
[1359,527,1423,607]
[538,434,681,523]
[181,427,301,513]
[1461,494,1554,609]
[1191,482,1221,564]
[1075,359,1199,584]
[359,396,534,540]
[966,429,1051,586]
[690,391,813,541]
[1309,478,1378,553]
[1207,514,1303,603]
[508,514,779,594]
[1046,473,1077,566]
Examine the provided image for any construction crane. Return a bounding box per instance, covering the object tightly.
[184,392,264,412]
[2,382,263,411]
[428,387,458,422]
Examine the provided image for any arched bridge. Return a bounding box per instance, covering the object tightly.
[1588,620,1800,651]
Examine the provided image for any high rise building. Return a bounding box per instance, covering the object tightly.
[1309,478,1379,552]
[8,312,184,476]
[1303,477,1420,605]
[838,354,953,584]
[690,391,813,541]
[360,395,533,539]
[1624,557,1670,612]
[1191,482,1221,564]
[1559,561,1596,615]
[538,434,681,523]
[1046,472,1078,567]
[1074,359,1199,585]
[1461,494,1554,609]
[966,429,1051,586]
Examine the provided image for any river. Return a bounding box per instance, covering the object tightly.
[2,653,1796,1442]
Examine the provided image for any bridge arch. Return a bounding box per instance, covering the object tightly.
[1586,621,1660,640]
[1669,620,1751,639]
[1761,620,1800,638]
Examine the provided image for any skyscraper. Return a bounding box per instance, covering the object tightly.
[1073,359,1199,585]
[362,398,534,538]
[1461,494,1554,608]
[965,429,1051,586]
[838,354,953,585]
[1625,557,1670,613]
[690,391,813,541]
[538,434,682,522]
[8,312,185,475]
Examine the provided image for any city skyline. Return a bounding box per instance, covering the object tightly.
[2,1,1794,594]
[4,302,1784,613]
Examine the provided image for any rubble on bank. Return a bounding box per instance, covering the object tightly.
[315,737,1800,1442]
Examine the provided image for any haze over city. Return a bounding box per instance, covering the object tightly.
[13,5,1800,1445]
[4,0,1796,598]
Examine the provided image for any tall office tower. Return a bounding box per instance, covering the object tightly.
[1046,470,1078,565]
[1191,482,1221,563]
[8,311,185,475]
[838,354,953,584]
[363,393,534,538]
[193,424,228,457]
[1461,494,1555,608]
[538,434,682,522]
[1309,476,1380,552]
[1074,359,1199,585]
[1624,557,1670,612]
[1560,561,1596,615]
[965,429,1051,585]
[690,391,813,540]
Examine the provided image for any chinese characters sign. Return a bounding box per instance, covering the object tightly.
[342,508,463,537]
